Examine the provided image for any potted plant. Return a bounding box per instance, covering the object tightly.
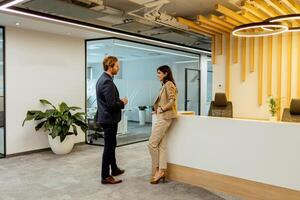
[23,99,88,155]
[267,96,281,122]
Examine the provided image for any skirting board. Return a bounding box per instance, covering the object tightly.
[167,163,300,200]
[6,142,86,157]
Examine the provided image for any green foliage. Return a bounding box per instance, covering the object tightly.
[267,96,281,117]
[23,99,88,142]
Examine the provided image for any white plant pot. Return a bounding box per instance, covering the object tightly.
[269,116,277,122]
[48,135,74,155]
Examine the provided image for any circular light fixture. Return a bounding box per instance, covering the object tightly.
[288,27,300,32]
[268,14,300,32]
[232,22,288,37]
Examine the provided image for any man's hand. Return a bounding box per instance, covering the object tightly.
[121,97,128,105]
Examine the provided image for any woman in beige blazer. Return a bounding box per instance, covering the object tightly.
[148,65,178,184]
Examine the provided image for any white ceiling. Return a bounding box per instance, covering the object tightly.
[0,11,110,39]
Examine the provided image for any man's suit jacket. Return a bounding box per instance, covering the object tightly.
[96,72,124,124]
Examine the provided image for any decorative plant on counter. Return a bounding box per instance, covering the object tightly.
[22,99,88,142]
[267,96,281,117]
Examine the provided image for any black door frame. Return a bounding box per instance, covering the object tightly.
[0,26,6,158]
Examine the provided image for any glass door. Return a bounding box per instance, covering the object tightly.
[185,68,201,115]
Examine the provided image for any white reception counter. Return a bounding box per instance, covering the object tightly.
[166,115,300,200]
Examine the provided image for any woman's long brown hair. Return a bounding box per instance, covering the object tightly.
[157,65,176,86]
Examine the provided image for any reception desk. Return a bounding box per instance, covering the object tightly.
[166,115,300,200]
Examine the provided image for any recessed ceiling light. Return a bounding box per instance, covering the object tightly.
[15,22,20,26]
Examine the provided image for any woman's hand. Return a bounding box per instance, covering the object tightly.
[158,106,164,113]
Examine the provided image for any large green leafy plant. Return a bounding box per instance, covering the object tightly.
[23,99,88,142]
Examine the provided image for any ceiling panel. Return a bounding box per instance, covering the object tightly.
[161,0,238,18]
[10,0,221,50]
[21,0,106,21]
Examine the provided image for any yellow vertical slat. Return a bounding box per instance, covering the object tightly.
[267,36,273,96]
[218,34,223,55]
[298,33,300,97]
[249,38,255,72]
[233,36,239,64]
[226,34,231,100]
[212,36,216,64]
[241,38,247,81]
[286,32,292,106]
[277,34,282,120]
[258,37,264,105]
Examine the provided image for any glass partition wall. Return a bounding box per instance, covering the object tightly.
[0,27,5,158]
[206,58,213,114]
[86,38,202,146]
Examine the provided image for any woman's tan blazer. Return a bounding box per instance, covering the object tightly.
[153,81,178,119]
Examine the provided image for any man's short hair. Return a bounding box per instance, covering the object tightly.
[103,56,118,71]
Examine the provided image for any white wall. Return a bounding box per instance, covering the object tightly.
[6,27,86,155]
[213,35,226,95]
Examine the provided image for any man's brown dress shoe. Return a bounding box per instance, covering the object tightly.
[101,176,122,184]
[112,168,125,176]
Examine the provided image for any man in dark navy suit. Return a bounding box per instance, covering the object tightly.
[96,56,128,184]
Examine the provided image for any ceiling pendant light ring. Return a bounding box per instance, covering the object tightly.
[268,14,300,32]
[232,22,288,37]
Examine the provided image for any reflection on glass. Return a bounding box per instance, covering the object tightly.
[206,59,213,115]
[86,39,201,146]
[0,28,4,158]
[185,69,200,114]
[207,60,213,103]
